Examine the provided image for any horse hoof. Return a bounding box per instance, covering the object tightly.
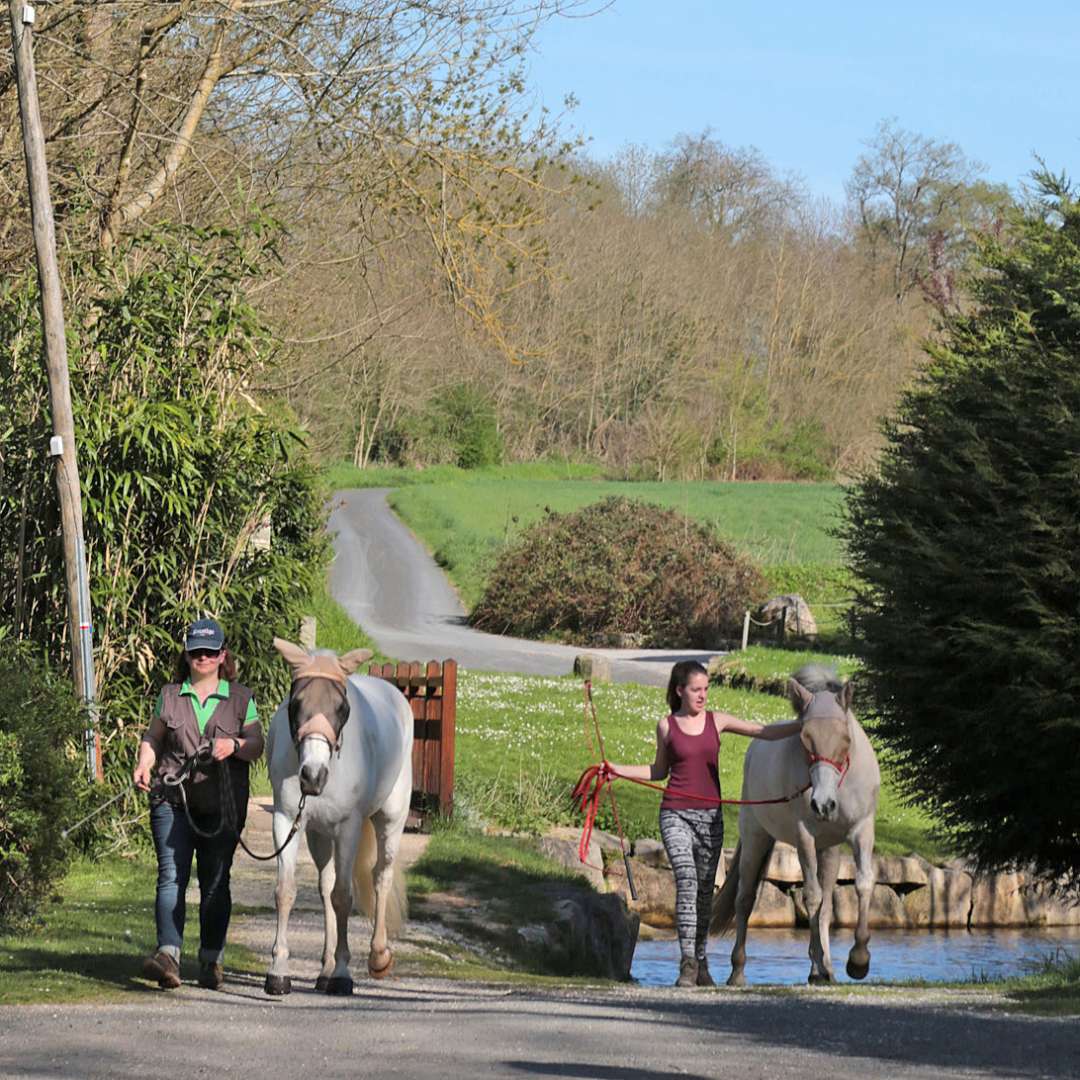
[315,975,330,992]
[846,958,870,980]
[326,976,354,996]
[368,950,394,980]
[807,972,833,986]
[726,972,746,988]
[264,974,292,996]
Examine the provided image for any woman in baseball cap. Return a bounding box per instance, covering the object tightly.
[132,617,264,991]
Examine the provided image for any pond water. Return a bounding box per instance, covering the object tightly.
[632,927,1080,987]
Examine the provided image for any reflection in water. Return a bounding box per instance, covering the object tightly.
[632,927,1080,987]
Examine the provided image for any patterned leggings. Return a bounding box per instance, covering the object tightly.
[659,807,725,961]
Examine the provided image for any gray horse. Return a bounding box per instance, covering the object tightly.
[711,665,880,984]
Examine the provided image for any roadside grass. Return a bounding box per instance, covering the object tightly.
[453,669,948,861]
[711,645,864,696]
[406,818,616,982]
[0,856,263,1005]
[996,952,1080,1016]
[387,476,846,609]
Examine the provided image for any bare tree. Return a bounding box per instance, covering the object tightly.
[845,117,1009,303]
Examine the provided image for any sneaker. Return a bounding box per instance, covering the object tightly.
[675,957,698,988]
[198,962,224,990]
[142,951,181,990]
[696,957,715,987]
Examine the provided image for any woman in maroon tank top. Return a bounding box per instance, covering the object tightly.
[608,660,801,987]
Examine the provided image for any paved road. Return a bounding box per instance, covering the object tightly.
[3,982,1077,1079]
[327,488,720,687]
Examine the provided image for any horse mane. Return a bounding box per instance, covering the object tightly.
[792,663,844,694]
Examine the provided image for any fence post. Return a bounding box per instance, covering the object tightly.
[741,610,750,651]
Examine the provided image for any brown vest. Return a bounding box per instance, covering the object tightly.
[151,682,255,817]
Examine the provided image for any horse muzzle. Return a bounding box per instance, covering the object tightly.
[300,761,329,796]
[810,793,839,821]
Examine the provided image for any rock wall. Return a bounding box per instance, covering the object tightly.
[599,837,1080,930]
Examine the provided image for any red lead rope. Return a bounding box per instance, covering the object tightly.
[571,762,813,867]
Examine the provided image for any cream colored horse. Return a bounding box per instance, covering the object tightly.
[264,639,412,995]
[711,665,880,984]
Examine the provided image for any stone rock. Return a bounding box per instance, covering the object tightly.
[763,842,802,883]
[903,866,972,928]
[1020,882,1080,927]
[970,872,1029,928]
[606,857,675,928]
[539,828,604,892]
[541,886,640,980]
[747,881,796,927]
[591,829,625,855]
[573,653,612,683]
[759,594,818,639]
[631,838,670,869]
[832,883,908,928]
[875,854,928,887]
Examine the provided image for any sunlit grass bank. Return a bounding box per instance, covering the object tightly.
[453,669,945,861]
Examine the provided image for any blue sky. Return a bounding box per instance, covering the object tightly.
[525,1,1079,203]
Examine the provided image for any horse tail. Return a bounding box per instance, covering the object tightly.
[352,816,409,938]
[709,838,774,935]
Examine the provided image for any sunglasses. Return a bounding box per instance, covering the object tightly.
[188,648,222,660]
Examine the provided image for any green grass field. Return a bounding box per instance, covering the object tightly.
[454,669,947,861]
[388,475,846,608]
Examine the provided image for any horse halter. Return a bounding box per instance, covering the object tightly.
[291,672,349,755]
[805,750,850,784]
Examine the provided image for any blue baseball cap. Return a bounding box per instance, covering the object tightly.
[185,618,225,652]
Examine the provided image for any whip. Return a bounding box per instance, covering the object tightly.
[60,786,133,840]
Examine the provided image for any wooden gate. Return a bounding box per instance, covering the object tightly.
[368,659,456,829]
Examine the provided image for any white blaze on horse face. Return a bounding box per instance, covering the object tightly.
[808,762,842,821]
[297,714,335,795]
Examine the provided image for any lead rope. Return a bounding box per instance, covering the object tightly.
[166,747,306,861]
[573,681,818,886]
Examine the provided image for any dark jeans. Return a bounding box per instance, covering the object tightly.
[149,798,240,964]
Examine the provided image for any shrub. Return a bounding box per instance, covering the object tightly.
[842,172,1080,890]
[470,497,765,647]
[0,223,328,825]
[0,643,91,928]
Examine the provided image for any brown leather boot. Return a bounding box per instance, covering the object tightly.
[142,951,181,990]
[675,957,698,987]
[198,962,224,990]
[696,957,715,987]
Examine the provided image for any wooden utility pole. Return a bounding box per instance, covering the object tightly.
[8,0,100,779]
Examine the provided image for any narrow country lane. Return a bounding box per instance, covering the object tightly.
[327,488,719,686]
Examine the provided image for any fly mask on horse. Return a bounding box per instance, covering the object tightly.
[275,642,371,796]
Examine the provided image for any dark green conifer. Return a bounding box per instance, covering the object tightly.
[843,171,1080,890]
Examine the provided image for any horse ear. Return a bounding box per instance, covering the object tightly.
[838,679,854,712]
[787,677,815,715]
[337,647,374,675]
[273,637,310,677]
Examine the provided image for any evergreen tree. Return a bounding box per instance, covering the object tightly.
[843,172,1080,890]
